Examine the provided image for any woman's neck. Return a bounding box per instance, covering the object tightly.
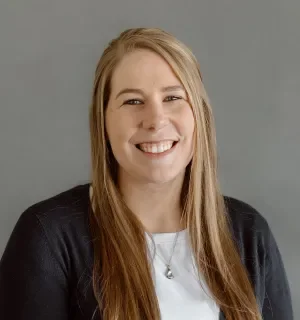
[118,171,185,233]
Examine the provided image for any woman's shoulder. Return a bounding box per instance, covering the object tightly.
[21,183,91,228]
[223,196,276,259]
[0,183,95,318]
[223,195,277,266]
[223,195,271,236]
[7,183,93,269]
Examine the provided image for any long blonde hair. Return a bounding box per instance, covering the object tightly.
[89,28,261,320]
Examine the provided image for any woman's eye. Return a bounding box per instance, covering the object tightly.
[164,96,181,102]
[124,99,142,105]
[123,96,182,106]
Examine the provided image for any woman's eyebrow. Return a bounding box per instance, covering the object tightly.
[115,88,144,99]
[161,85,185,92]
[115,85,185,100]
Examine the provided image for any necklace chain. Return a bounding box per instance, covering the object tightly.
[149,230,181,279]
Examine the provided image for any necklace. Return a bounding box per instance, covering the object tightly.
[150,230,181,280]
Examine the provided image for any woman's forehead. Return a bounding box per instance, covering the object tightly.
[110,50,181,95]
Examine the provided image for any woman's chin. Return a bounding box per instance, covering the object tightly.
[139,169,184,185]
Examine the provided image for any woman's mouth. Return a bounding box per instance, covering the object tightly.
[135,140,178,154]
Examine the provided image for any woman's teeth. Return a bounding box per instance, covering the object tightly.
[138,142,174,153]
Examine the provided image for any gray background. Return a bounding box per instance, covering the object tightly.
[0,0,299,317]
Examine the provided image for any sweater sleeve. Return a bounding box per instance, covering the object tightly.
[262,224,294,319]
[0,208,69,320]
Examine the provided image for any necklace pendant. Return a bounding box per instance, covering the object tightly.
[165,265,174,279]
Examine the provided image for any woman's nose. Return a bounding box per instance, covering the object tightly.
[141,102,169,131]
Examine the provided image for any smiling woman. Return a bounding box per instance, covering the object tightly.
[0,28,293,320]
[105,49,194,186]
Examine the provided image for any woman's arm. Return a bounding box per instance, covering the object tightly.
[262,226,294,319]
[0,208,69,320]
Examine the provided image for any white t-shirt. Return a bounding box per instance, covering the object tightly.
[146,229,220,320]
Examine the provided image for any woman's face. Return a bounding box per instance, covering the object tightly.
[105,49,195,184]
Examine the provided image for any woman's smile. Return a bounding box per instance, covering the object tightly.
[135,140,179,159]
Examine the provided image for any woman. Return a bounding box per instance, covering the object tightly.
[0,28,293,320]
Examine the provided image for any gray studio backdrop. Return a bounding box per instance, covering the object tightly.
[0,0,299,317]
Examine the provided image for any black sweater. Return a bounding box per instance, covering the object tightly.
[0,184,293,319]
